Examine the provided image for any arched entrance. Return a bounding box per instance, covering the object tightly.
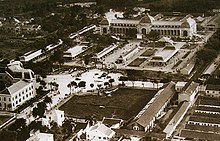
[142,28,147,35]
[103,28,107,34]
[183,30,188,37]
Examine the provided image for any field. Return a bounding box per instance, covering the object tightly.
[59,88,157,120]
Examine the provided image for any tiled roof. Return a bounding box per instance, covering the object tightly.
[0,80,31,95]
[135,82,176,128]
[180,129,220,140]
[206,84,220,91]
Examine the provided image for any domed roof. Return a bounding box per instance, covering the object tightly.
[100,18,109,25]
[139,14,155,24]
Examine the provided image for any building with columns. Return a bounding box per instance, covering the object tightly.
[100,13,197,39]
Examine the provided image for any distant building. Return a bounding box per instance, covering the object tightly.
[63,44,88,60]
[102,117,123,129]
[100,13,197,39]
[26,129,54,141]
[205,84,220,98]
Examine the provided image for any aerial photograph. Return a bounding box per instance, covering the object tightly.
[0,0,220,140]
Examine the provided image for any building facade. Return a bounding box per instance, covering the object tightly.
[100,14,197,39]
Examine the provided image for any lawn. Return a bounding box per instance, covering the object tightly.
[59,88,157,120]
[128,58,146,67]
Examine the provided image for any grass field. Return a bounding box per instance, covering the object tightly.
[59,88,157,120]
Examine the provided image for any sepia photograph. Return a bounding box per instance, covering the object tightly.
[0,0,220,140]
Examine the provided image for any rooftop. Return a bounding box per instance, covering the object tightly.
[0,80,31,95]
[134,82,176,128]
[206,84,220,91]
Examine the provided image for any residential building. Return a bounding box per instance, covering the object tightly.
[205,84,220,98]
[0,80,35,111]
[42,109,65,127]
[84,123,115,141]
[26,129,54,141]
[100,13,197,39]
[127,82,176,132]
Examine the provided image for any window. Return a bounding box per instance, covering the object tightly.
[16,101,18,104]
[13,103,14,107]
[15,95,17,99]
[9,98,11,102]
[4,97,6,101]
[26,88,28,92]
[23,96,25,100]
[98,137,101,139]
[24,72,31,79]
[19,99,21,102]
[19,93,21,97]
[26,94,28,98]
[0,97,1,101]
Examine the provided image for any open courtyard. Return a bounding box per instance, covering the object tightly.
[59,88,157,120]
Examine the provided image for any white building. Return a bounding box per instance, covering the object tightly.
[84,123,115,141]
[0,80,35,111]
[175,81,187,92]
[100,13,197,39]
[6,61,35,83]
[26,130,54,141]
[42,109,65,127]
[178,82,199,105]
[63,44,88,60]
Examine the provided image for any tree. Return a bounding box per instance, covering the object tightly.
[109,78,115,87]
[147,31,160,47]
[78,81,86,88]
[8,118,26,131]
[104,82,110,88]
[196,49,217,63]
[44,96,52,108]
[90,83,94,88]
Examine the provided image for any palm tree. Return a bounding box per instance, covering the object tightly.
[109,78,115,87]
[67,83,72,94]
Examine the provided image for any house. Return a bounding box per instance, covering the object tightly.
[127,82,176,132]
[175,81,187,92]
[42,109,65,127]
[84,123,115,141]
[178,81,199,105]
[0,80,35,111]
[100,13,197,39]
[205,84,220,98]
[26,129,54,141]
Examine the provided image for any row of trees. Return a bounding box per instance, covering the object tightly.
[196,29,220,64]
